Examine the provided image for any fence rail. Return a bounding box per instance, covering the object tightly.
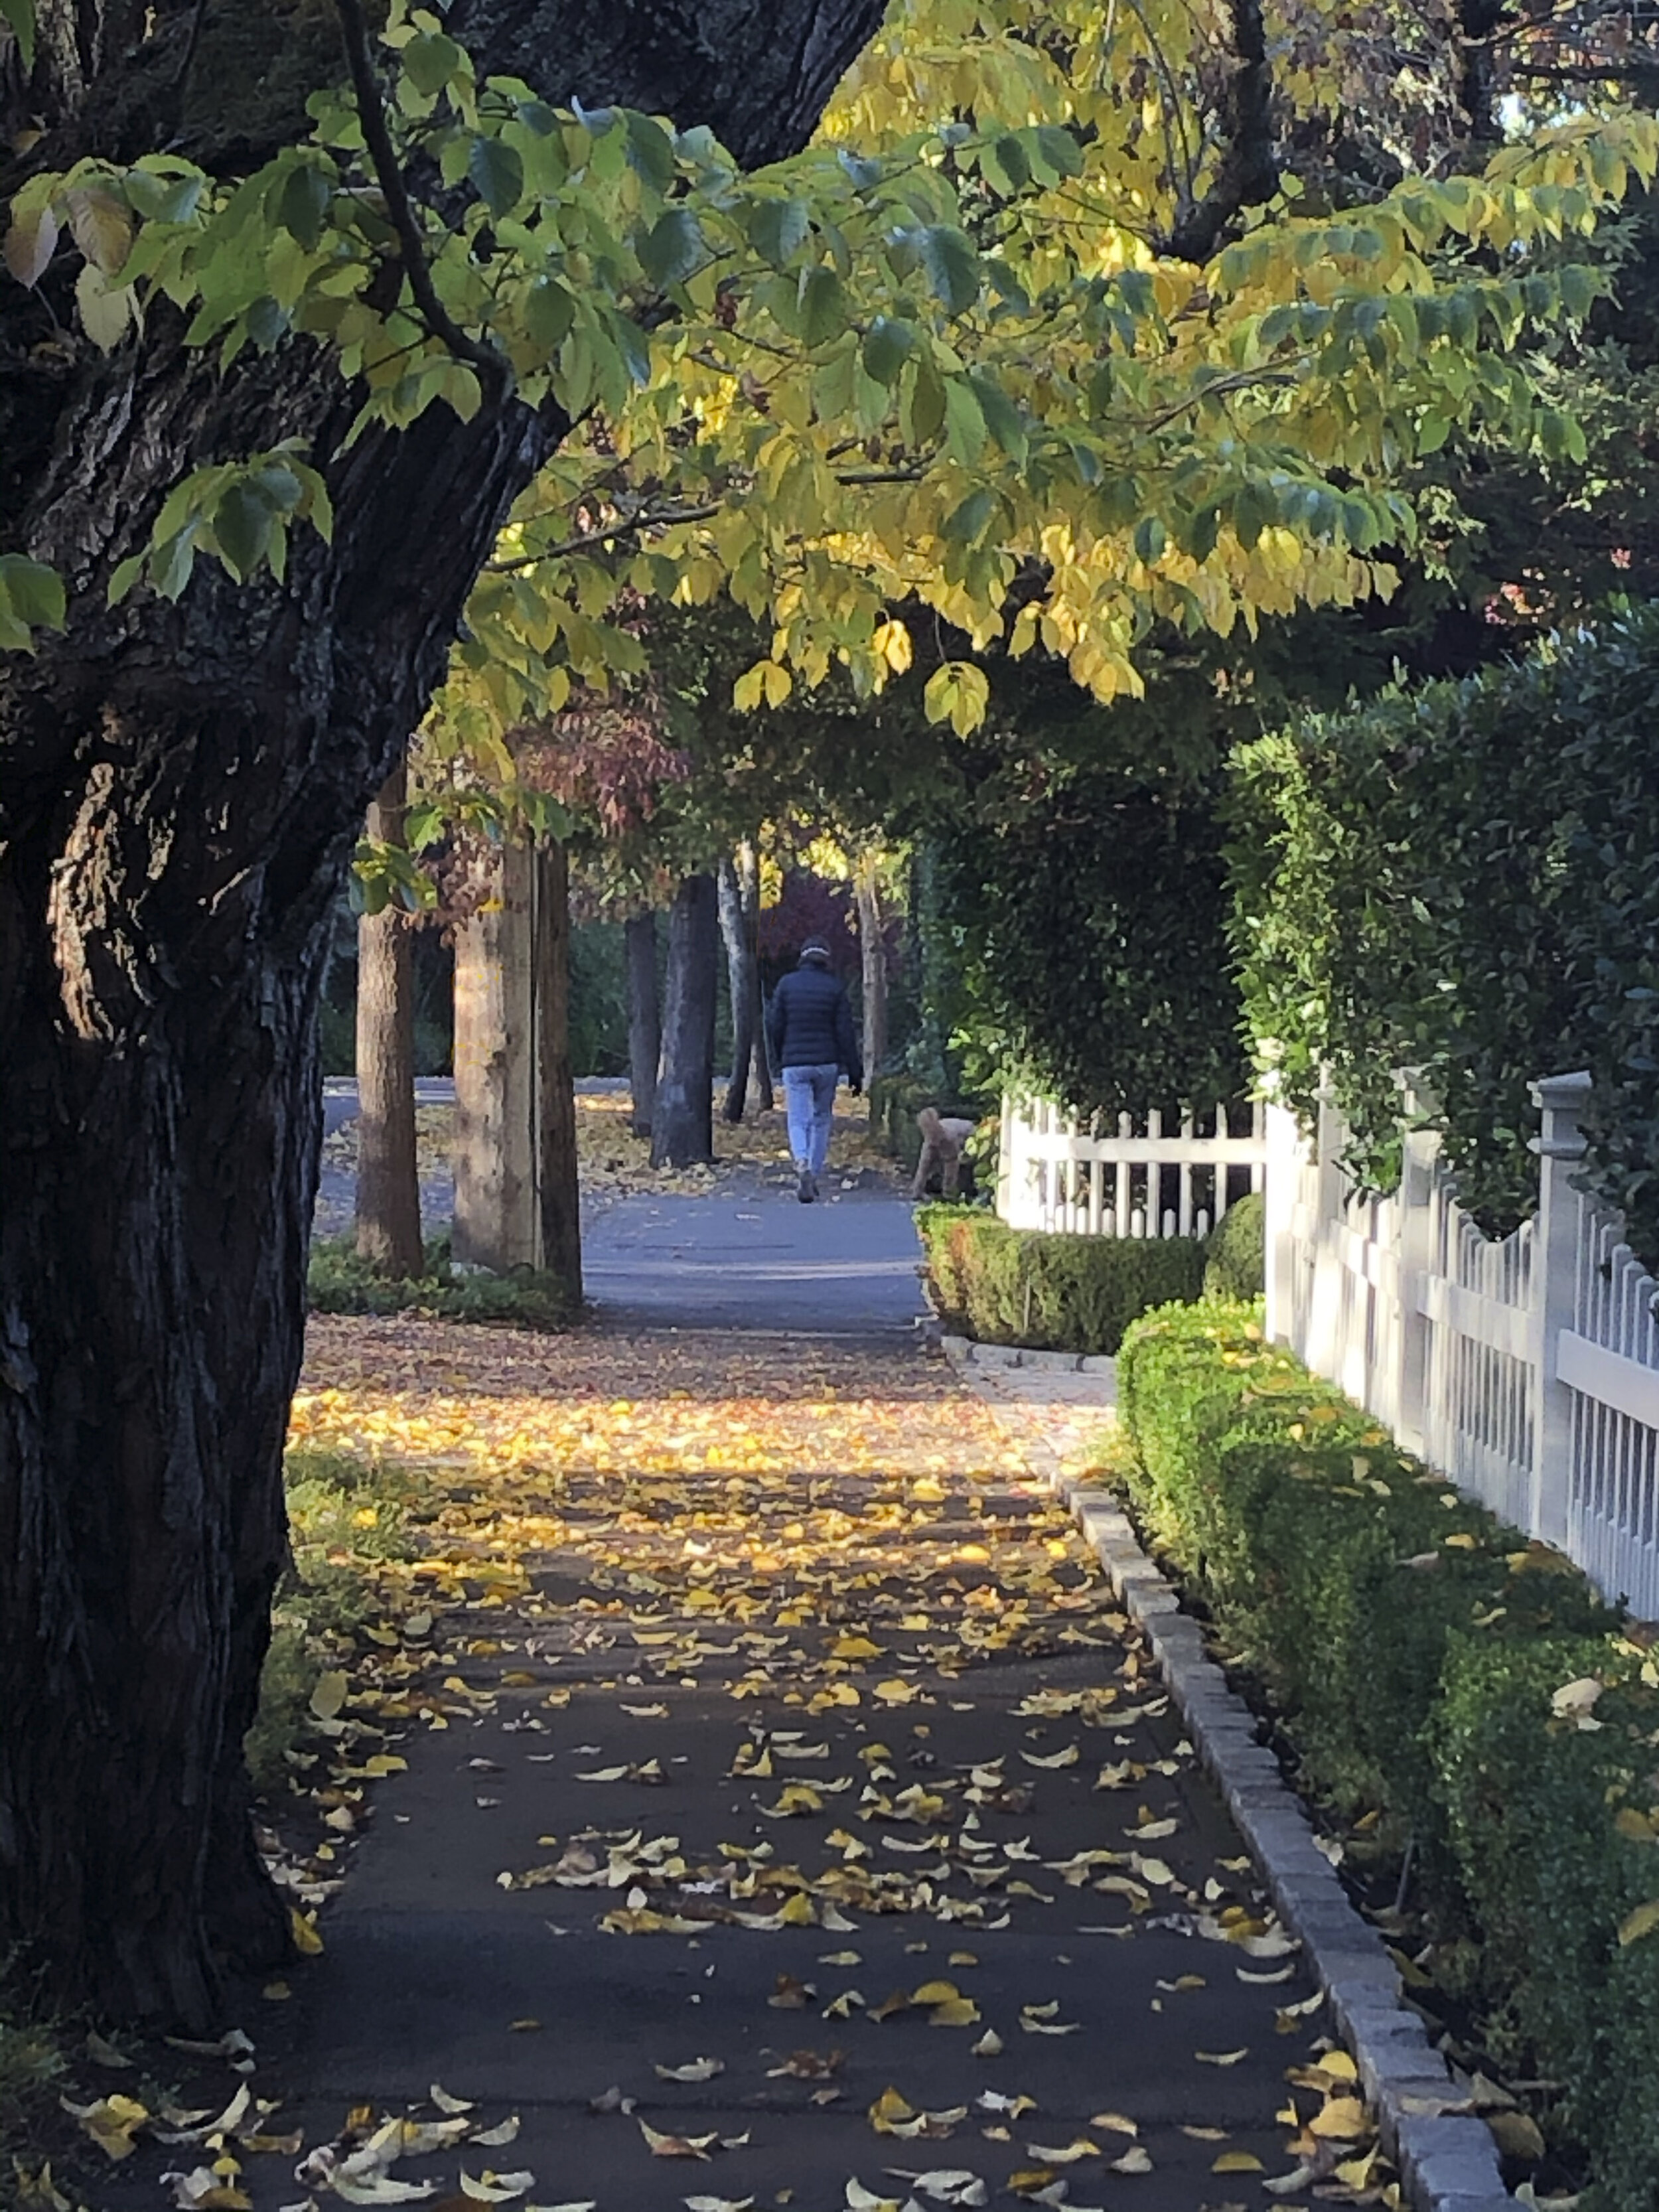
[998,1097,1267,1237]
[1265,1072,1659,1620]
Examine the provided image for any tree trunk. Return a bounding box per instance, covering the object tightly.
[354,763,424,1277]
[625,910,661,1138]
[739,841,772,1112]
[718,852,757,1124]
[452,838,538,1273]
[651,873,719,1168]
[0,0,883,2027]
[534,837,582,1307]
[855,846,888,1116]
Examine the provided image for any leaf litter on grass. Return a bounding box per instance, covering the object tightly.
[212,1317,1413,2211]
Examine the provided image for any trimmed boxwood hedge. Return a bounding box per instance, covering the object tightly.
[1116,1298,1659,2210]
[918,1206,1205,1356]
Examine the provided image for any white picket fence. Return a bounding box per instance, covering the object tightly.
[998,1096,1267,1238]
[1265,1072,1659,1619]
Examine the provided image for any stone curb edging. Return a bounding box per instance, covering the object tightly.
[940,1331,1117,1377]
[944,1344,1515,2212]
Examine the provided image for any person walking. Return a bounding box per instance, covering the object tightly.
[765,938,863,1203]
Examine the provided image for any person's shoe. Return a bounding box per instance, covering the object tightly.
[796,1167,817,1203]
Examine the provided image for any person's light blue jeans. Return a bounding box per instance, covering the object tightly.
[782,1063,839,1175]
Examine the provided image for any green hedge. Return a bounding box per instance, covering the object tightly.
[1116,1300,1659,2208]
[1201,1189,1264,1300]
[1230,608,1659,1268]
[918,1207,1205,1355]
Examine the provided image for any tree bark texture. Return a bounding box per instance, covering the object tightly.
[354,764,423,1278]
[0,0,883,2022]
[718,851,758,1124]
[534,838,582,1309]
[453,839,538,1274]
[624,909,660,1138]
[854,848,887,1114]
[651,873,719,1169]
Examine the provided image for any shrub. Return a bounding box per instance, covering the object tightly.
[307,1235,570,1329]
[1115,1301,1655,2207]
[1202,1190,1265,1300]
[918,1208,1205,1355]
[1230,607,1659,1268]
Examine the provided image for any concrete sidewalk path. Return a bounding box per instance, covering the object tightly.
[200,1320,1350,2212]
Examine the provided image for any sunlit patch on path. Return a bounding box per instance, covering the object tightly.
[230,1319,1390,2210]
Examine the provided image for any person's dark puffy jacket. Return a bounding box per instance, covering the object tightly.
[766,962,863,1087]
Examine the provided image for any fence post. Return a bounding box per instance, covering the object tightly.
[1394,1121,1437,1459]
[1263,1102,1299,1346]
[1527,1070,1592,1548]
[997,1092,1015,1222]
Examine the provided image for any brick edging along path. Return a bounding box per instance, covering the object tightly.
[949,1343,1518,2212]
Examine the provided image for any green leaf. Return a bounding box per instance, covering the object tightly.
[966,370,1025,462]
[1231,480,1274,550]
[524,275,575,350]
[941,375,986,463]
[624,111,677,192]
[0,0,34,69]
[798,263,847,347]
[0,552,63,630]
[901,350,946,447]
[106,552,145,607]
[1133,514,1166,563]
[151,526,198,603]
[943,487,997,545]
[468,135,525,218]
[275,164,331,252]
[637,207,705,290]
[918,226,981,317]
[861,315,916,387]
[401,29,465,96]
[748,198,810,268]
[1030,124,1084,182]
[214,481,275,583]
[405,801,445,850]
[982,134,1031,196]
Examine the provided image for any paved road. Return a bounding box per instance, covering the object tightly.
[582,1187,926,1340]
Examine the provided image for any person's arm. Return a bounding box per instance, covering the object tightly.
[766,976,788,1069]
[835,986,863,1090]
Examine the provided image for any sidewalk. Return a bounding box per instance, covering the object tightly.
[200,1281,1363,2212]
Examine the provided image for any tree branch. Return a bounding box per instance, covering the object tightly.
[1161,0,1276,265]
[333,0,513,398]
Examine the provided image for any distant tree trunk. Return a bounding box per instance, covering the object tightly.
[625,911,661,1138]
[354,765,424,1277]
[719,851,760,1123]
[741,843,774,1112]
[855,848,889,1118]
[652,874,719,1168]
[535,838,582,1307]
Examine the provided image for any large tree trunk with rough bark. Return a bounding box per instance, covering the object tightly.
[651,873,719,1168]
[624,909,660,1138]
[0,0,883,2025]
[354,765,423,1278]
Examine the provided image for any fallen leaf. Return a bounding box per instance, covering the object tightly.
[655,2059,725,2084]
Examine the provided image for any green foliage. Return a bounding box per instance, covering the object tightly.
[1116,1301,1613,1824]
[0,553,64,652]
[1112,1305,1659,2203]
[919,1207,1205,1355]
[1231,607,1659,1262]
[247,1448,416,1794]
[1202,1191,1265,1301]
[306,1235,570,1328]
[1432,1632,1659,2207]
